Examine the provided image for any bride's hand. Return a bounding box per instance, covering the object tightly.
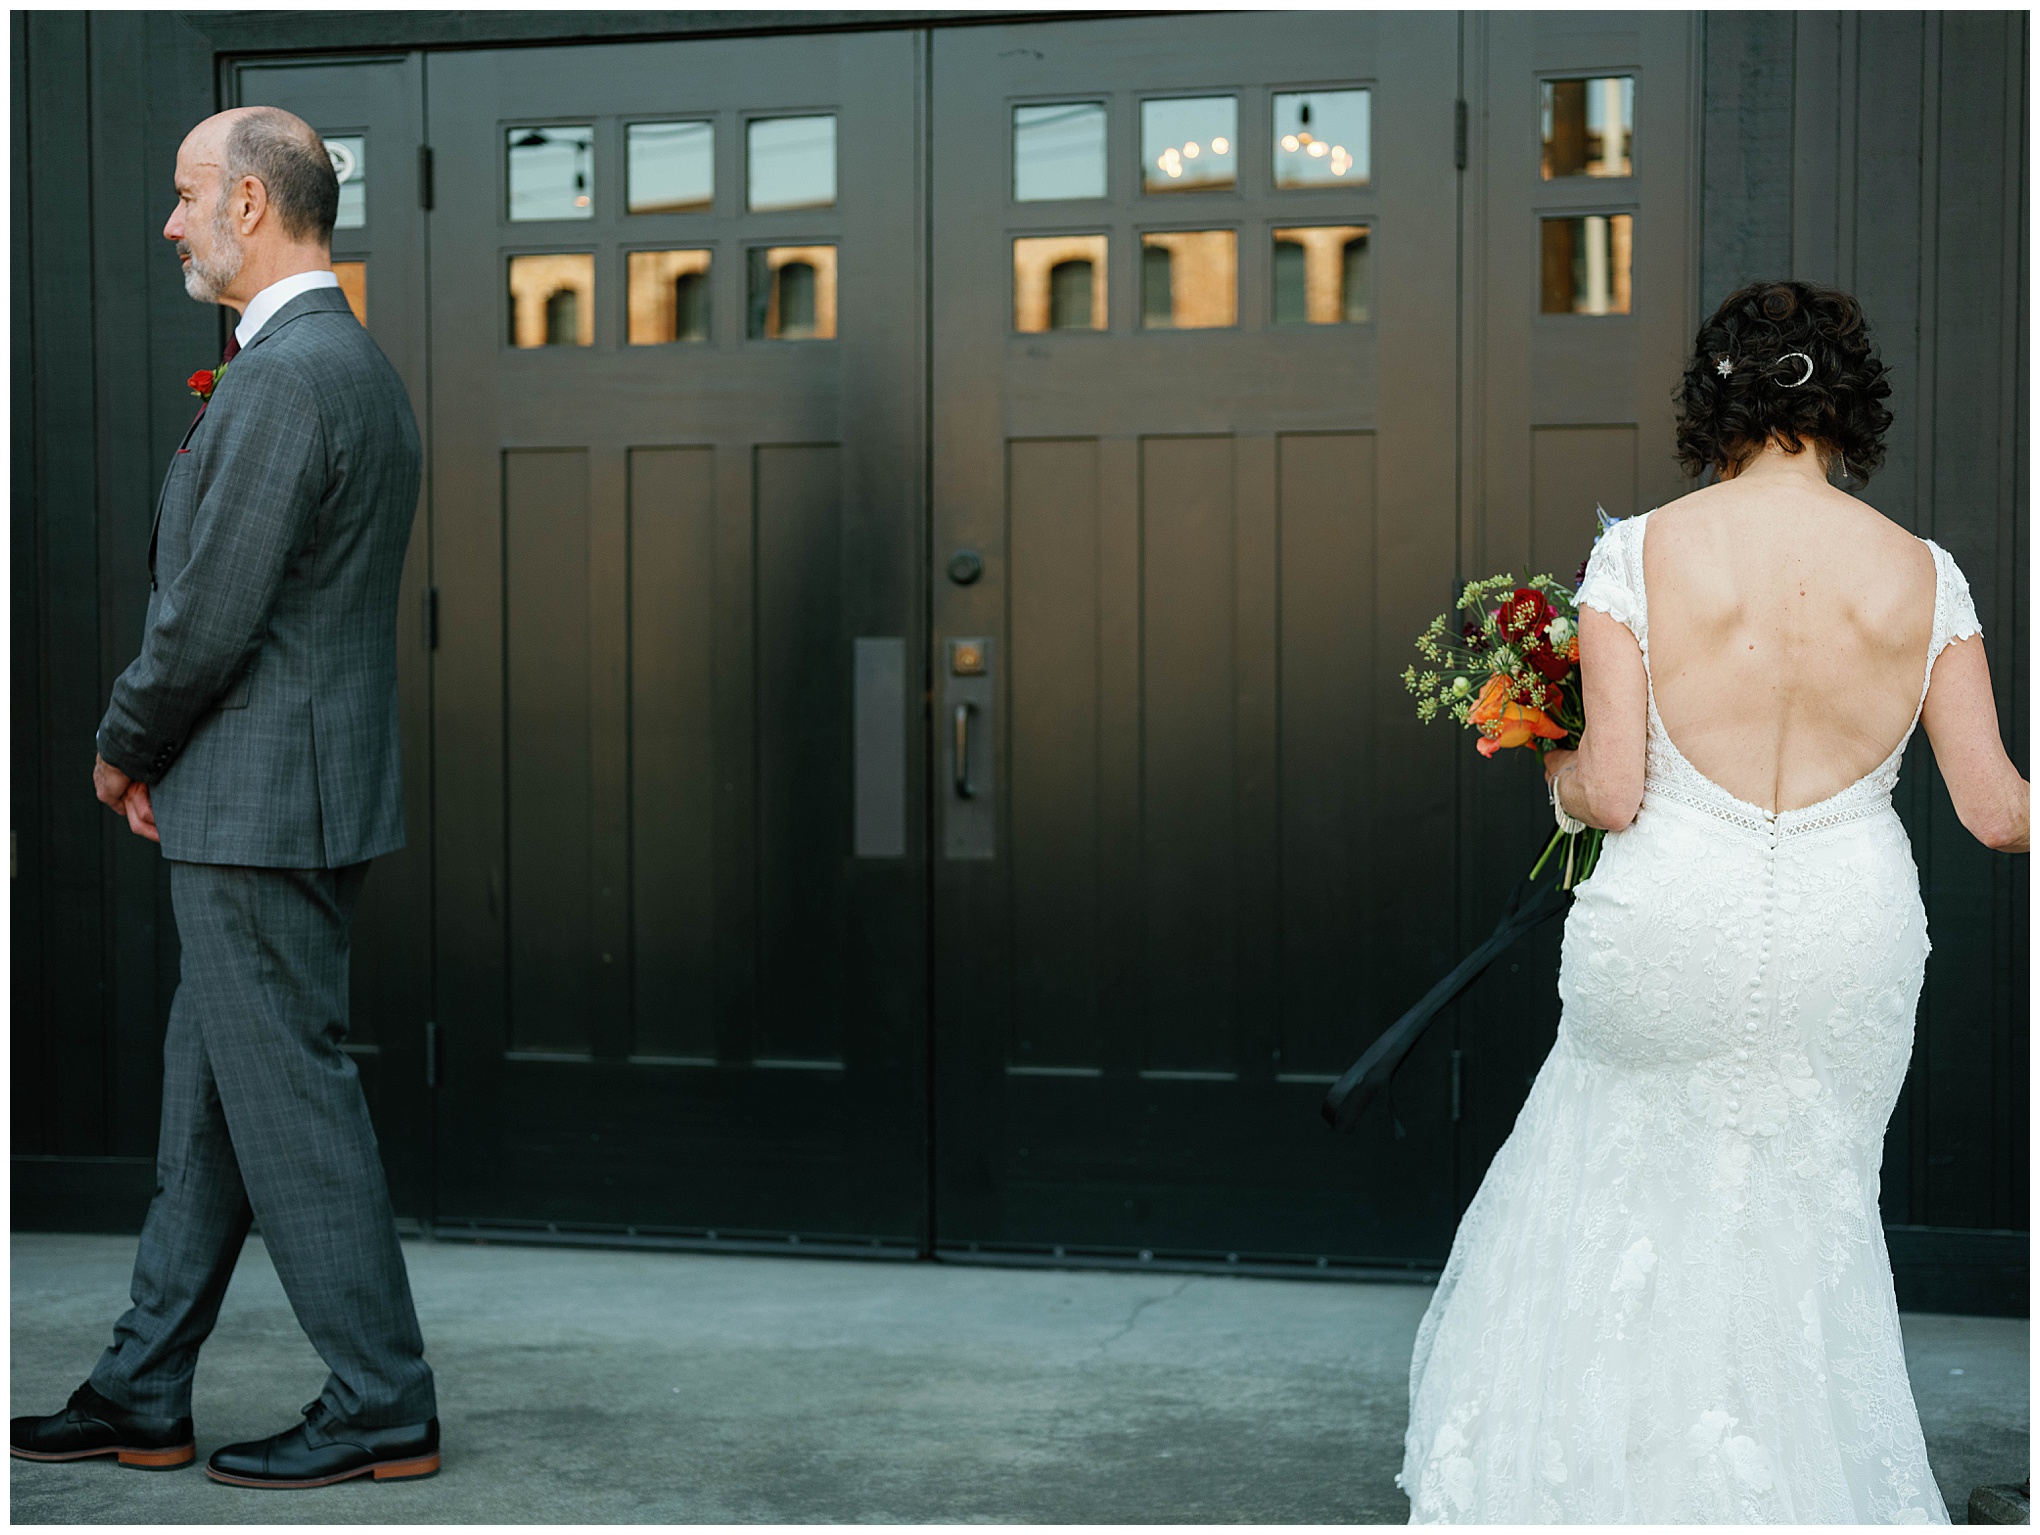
[1542,747,1578,785]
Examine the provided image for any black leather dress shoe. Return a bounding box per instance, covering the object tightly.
[205,1403,439,1489]
[10,1382,196,1470]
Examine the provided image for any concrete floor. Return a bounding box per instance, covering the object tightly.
[9,1232,2028,1524]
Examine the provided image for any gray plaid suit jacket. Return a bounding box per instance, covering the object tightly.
[97,286,420,868]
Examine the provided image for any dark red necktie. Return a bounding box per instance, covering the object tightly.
[221,331,241,365]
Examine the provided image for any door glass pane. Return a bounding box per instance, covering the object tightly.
[1138,230,1236,329]
[747,116,836,212]
[1539,214,1632,314]
[628,250,712,343]
[1271,226,1368,324]
[324,135,366,229]
[746,245,837,339]
[509,253,596,347]
[1013,234,1107,332]
[333,259,368,325]
[628,121,714,213]
[1272,90,1370,188]
[1013,102,1107,201]
[508,125,594,221]
[1541,77,1634,178]
[1142,97,1237,194]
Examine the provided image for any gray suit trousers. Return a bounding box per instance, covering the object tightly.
[90,861,435,1427]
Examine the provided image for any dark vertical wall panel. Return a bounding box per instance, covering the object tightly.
[1007,438,1103,1072]
[504,448,594,1055]
[1917,12,2025,1233]
[753,443,844,1063]
[1699,11,2028,1240]
[1699,11,1796,309]
[12,12,47,1156]
[26,13,109,1154]
[1276,432,1376,1075]
[629,446,718,1062]
[1140,435,1237,1074]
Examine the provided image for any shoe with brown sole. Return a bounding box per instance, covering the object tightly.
[10,1383,196,1471]
[204,1404,439,1489]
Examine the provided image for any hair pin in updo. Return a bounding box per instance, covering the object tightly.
[1714,354,1735,377]
[1776,351,1815,387]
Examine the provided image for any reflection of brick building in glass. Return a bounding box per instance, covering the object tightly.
[1139,230,1236,329]
[509,252,595,346]
[627,249,711,344]
[1272,226,1368,324]
[1539,214,1633,315]
[332,260,368,325]
[1012,234,1107,331]
[752,244,838,339]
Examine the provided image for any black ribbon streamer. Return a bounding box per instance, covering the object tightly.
[1322,861,1577,1134]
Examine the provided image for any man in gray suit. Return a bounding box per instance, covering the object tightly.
[11,106,440,1489]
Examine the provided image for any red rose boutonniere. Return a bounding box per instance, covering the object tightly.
[187,361,228,402]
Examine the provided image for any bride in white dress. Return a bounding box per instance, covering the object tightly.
[1398,282,2029,1524]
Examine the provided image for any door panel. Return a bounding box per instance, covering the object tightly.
[1452,12,1696,1209]
[424,35,927,1247]
[230,56,434,1220]
[930,13,1466,1269]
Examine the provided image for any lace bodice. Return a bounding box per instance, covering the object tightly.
[1575,512,1982,840]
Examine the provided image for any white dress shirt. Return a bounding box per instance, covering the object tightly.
[234,269,342,350]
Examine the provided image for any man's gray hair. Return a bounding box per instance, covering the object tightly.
[222,108,338,245]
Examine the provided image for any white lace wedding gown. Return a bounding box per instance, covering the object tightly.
[1399,512,1978,1524]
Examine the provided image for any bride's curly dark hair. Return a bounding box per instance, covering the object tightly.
[1673,280,1893,481]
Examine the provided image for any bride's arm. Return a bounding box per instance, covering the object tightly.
[1544,607,1649,831]
[1921,636,2029,853]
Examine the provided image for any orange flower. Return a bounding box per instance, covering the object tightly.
[1468,673,1566,756]
[1466,673,1513,724]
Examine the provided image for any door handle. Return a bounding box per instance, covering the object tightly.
[953,702,976,799]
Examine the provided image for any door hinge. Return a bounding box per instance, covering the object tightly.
[425,1019,438,1088]
[418,145,435,210]
[1454,101,1468,171]
[1450,1048,1464,1122]
[421,586,439,650]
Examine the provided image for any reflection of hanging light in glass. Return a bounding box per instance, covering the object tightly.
[1183,141,1200,159]
[1307,140,1328,158]
[1211,136,1230,155]
[1156,146,1184,178]
[1330,145,1351,176]
[1282,134,1301,152]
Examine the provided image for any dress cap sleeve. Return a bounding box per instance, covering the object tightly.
[1574,518,1643,644]
[1929,542,1982,661]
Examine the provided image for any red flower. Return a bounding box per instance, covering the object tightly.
[187,368,217,399]
[1526,644,1574,683]
[1497,587,1554,641]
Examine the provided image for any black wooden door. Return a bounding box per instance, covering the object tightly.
[230,55,436,1221]
[1450,12,1696,1209]
[422,36,929,1250]
[927,15,1469,1270]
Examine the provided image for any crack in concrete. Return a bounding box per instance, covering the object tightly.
[1092,1277,1196,1358]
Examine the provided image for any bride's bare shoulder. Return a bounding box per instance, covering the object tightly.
[1641,478,1931,610]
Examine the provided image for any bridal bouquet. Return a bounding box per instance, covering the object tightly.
[1401,509,1619,888]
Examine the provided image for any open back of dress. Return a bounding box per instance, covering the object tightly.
[1638,503,1940,814]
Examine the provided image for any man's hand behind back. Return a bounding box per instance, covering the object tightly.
[92,754,159,842]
